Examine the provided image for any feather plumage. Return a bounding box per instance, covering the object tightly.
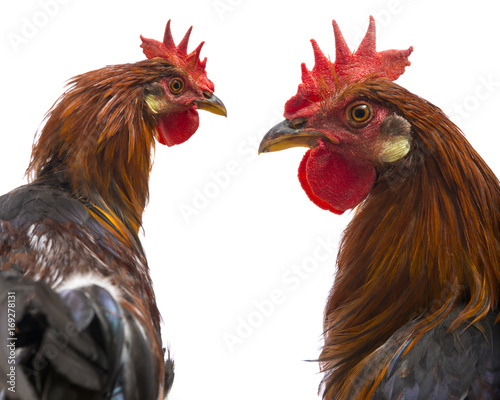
[319,80,500,399]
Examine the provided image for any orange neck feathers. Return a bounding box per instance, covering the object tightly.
[320,81,500,399]
[27,59,175,234]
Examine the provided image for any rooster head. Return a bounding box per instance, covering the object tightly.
[140,20,226,146]
[259,16,413,214]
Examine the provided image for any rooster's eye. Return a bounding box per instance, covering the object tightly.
[169,78,184,94]
[348,104,372,124]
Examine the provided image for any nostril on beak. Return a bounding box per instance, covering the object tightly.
[202,91,212,100]
[289,117,308,130]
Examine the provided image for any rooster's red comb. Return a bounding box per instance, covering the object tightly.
[284,16,413,117]
[140,20,213,91]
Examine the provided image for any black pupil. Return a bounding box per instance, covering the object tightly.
[172,81,181,91]
[354,106,367,120]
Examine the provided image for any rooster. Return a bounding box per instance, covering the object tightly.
[259,16,500,399]
[0,21,226,400]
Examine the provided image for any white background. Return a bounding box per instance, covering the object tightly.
[1,1,499,399]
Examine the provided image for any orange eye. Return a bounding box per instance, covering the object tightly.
[169,78,184,94]
[348,104,372,124]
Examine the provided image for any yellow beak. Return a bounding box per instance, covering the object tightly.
[258,120,335,154]
[195,93,227,117]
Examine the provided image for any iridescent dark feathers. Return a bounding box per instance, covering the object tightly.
[0,181,173,399]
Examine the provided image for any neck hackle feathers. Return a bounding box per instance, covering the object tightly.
[285,16,413,117]
[311,17,499,400]
[140,20,214,92]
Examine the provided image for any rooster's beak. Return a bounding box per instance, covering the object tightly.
[195,92,227,117]
[258,119,335,154]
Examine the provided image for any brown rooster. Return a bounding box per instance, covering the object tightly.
[259,16,500,399]
[0,21,226,400]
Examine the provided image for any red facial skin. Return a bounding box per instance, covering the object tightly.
[140,20,217,147]
[286,96,392,213]
[156,106,199,146]
[276,16,412,214]
[154,76,212,146]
